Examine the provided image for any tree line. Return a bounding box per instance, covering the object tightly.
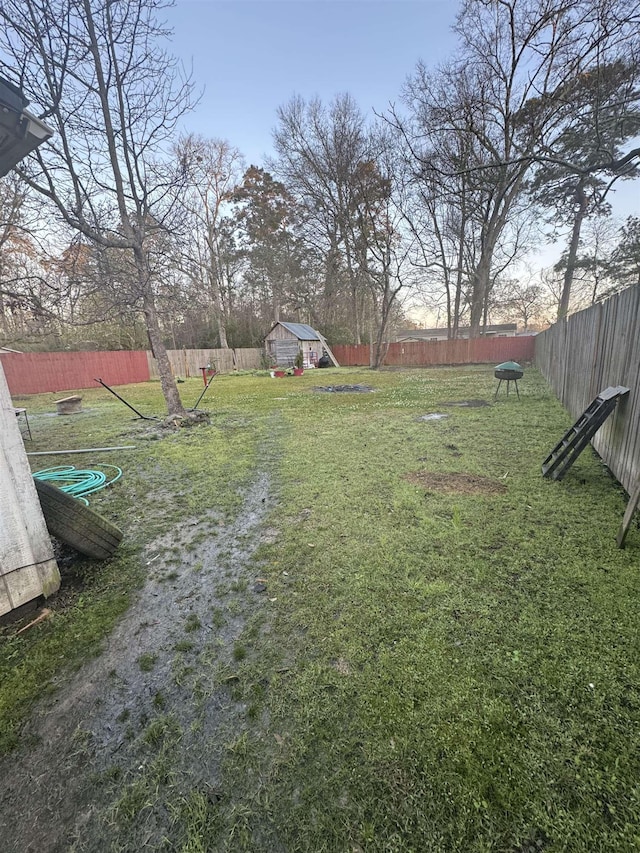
[1,0,639,414]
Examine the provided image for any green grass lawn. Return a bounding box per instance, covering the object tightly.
[2,367,639,852]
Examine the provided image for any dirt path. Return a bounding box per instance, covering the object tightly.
[0,472,275,852]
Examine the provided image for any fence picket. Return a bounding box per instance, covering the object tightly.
[535,287,640,495]
[332,337,535,368]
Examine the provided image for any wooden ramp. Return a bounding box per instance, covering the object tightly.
[542,385,629,481]
[317,332,340,367]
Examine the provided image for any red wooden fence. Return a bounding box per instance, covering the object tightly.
[0,350,150,395]
[0,337,537,394]
[332,337,536,367]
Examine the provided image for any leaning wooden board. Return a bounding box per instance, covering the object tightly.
[617,479,640,548]
[0,361,60,616]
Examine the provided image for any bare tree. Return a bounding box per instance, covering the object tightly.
[0,174,70,342]
[176,135,244,348]
[272,94,376,343]
[492,271,547,330]
[392,111,487,339]
[272,96,417,354]
[351,133,417,367]
[527,60,640,318]
[609,216,640,289]
[1,0,195,414]
[398,0,640,334]
[552,215,621,306]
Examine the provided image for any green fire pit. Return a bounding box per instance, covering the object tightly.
[494,361,523,398]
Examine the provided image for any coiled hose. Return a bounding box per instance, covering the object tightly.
[32,464,122,506]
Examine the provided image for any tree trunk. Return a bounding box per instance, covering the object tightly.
[217,288,229,348]
[371,290,385,369]
[143,295,186,416]
[451,202,468,339]
[370,270,397,369]
[452,240,465,339]
[371,334,389,369]
[468,253,492,337]
[218,319,229,349]
[208,266,229,349]
[352,285,361,345]
[134,249,186,416]
[558,180,588,321]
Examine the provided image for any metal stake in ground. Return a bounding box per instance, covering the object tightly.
[95,378,157,420]
[191,369,217,411]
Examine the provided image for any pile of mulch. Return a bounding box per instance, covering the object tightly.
[160,410,211,429]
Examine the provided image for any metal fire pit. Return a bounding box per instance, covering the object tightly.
[494,361,523,399]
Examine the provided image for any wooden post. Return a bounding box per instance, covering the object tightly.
[617,479,640,548]
[0,363,60,616]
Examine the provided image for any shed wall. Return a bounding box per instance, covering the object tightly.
[265,325,322,366]
[0,363,59,616]
[265,325,298,343]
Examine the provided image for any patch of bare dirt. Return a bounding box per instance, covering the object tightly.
[313,384,374,393]
[405,471,507,495]
[160,409,210,429]
[332,657,352,676]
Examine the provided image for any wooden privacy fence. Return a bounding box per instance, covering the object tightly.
[146,348,263,379]
[0,350,149,395]
[2,338,537,395]
[0,347,264,395]
[535,286,640,495]
[332,336,536,367]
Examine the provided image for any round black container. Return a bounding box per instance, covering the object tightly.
[494,368,523,381]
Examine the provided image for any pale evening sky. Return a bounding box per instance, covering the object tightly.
[164,0,458,165]
[163,0,638,280]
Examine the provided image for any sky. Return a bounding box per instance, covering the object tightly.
[164,0,458,165]
[162,0,638,291]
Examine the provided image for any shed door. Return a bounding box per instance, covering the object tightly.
[273,340,299,365]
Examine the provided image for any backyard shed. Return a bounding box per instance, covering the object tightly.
[265,322,339,368]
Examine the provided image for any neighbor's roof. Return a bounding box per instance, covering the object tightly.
[396,323,517,339]
[273,321,321,340]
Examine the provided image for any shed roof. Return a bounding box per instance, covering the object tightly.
[273,321,321,340]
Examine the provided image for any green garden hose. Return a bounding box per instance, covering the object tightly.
[32,464,122,505]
